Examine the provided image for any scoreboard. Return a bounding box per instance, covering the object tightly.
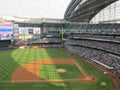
[0,23,13,40]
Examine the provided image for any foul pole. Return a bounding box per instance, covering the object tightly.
[61,27,64,46]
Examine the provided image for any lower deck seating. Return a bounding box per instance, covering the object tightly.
[65,45,120,76]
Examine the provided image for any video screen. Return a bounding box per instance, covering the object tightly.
[0,23,13,40]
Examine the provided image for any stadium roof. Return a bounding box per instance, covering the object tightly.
[64,0,118,22]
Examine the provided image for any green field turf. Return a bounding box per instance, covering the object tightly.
[39,64,82,80]
[0,48,113,90]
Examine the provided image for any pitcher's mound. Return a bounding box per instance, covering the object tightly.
[57,69,66,73]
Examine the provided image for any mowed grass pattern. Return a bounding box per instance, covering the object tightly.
[0,48,113,90]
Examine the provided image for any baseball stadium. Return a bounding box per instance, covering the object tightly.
[0,0,120,90]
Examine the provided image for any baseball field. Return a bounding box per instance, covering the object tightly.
[0,48,113,90]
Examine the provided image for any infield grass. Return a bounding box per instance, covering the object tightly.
[39,64,82,80]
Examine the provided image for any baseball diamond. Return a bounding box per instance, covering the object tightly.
[0,48,115,90]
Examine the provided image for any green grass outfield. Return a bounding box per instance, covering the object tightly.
[0,48,113,90]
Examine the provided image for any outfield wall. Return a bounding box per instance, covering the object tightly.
[0,40,11,48]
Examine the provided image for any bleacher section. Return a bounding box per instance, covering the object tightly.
[65,45,120,76]
[65,24,120,35]
[27,29,62,47]
[65,39,120,55]
[64,23,120,77]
